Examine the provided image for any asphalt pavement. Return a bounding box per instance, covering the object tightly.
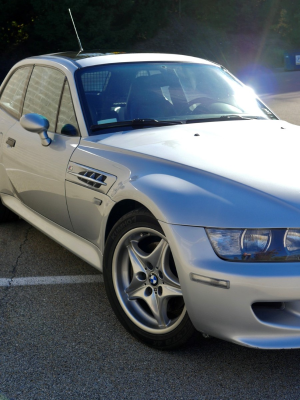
[1,69,300,400]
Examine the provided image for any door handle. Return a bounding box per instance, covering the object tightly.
[6,137,16,147]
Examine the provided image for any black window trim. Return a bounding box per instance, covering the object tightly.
[20,64,34,117]
[55,77,67,133]
[55,78,81,137]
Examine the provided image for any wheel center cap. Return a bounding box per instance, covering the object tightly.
[149,273,158,286]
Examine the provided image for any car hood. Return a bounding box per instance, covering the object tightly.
[80,119,300,227]
[90,119,296,194]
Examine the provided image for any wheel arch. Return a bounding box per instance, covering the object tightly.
[105,199,155,242]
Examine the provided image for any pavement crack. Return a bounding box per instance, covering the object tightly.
[10,225,31,281]
[0,225,32,302]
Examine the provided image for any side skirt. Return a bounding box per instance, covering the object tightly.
[1,194,103,272]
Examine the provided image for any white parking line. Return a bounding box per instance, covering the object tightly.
[0,275,103,287]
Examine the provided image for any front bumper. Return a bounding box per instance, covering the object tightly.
[161,222,300,349]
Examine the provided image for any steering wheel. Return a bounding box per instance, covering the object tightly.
[180,97,215,114]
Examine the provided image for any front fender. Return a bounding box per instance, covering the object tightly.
[71,142,300,229]
[110,170,300,228]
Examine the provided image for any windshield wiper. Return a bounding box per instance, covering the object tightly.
[186,115,262,124]
[91,118,183,133]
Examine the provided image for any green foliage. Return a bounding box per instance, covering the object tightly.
[173,0,300,48]
[0,0,169,55]
[2,0,300,72]
[179,0,281,34]
[272,2,300,47]
[0,0,34,52]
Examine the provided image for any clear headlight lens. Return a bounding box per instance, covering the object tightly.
[285,229,300,252]
[206,228,300,262]
[242,229,271,253]
[208,229,242,257]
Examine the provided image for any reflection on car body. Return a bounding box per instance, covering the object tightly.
[1,51,300,349]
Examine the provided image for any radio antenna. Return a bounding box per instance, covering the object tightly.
[68,8,84,53]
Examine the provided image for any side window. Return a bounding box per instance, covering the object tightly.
[23,66,65,131]
[0,67,31,118]
[56,81,79,135]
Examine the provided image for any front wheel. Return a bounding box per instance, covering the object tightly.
[103,209,195,349]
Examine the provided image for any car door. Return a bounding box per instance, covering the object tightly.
[2,65,80,231]
[0,66,32,196]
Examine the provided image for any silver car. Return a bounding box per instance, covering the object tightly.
[1,51,299,350]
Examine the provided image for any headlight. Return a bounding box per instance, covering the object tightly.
[206,228,300,262]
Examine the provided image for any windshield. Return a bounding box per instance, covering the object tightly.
[76,62,277,134]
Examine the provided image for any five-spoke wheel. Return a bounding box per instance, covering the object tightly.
[104,209,195,349]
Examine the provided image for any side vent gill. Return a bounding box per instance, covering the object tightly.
[77,170,107,188]
[66,162,117,194]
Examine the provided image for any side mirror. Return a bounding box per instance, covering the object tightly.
[61,124,78,136]
[20,113,51,146]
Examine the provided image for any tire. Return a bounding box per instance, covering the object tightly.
[103,209,195,349]
[0,200,18,223]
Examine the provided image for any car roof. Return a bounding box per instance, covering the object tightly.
[26,51,216,69]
